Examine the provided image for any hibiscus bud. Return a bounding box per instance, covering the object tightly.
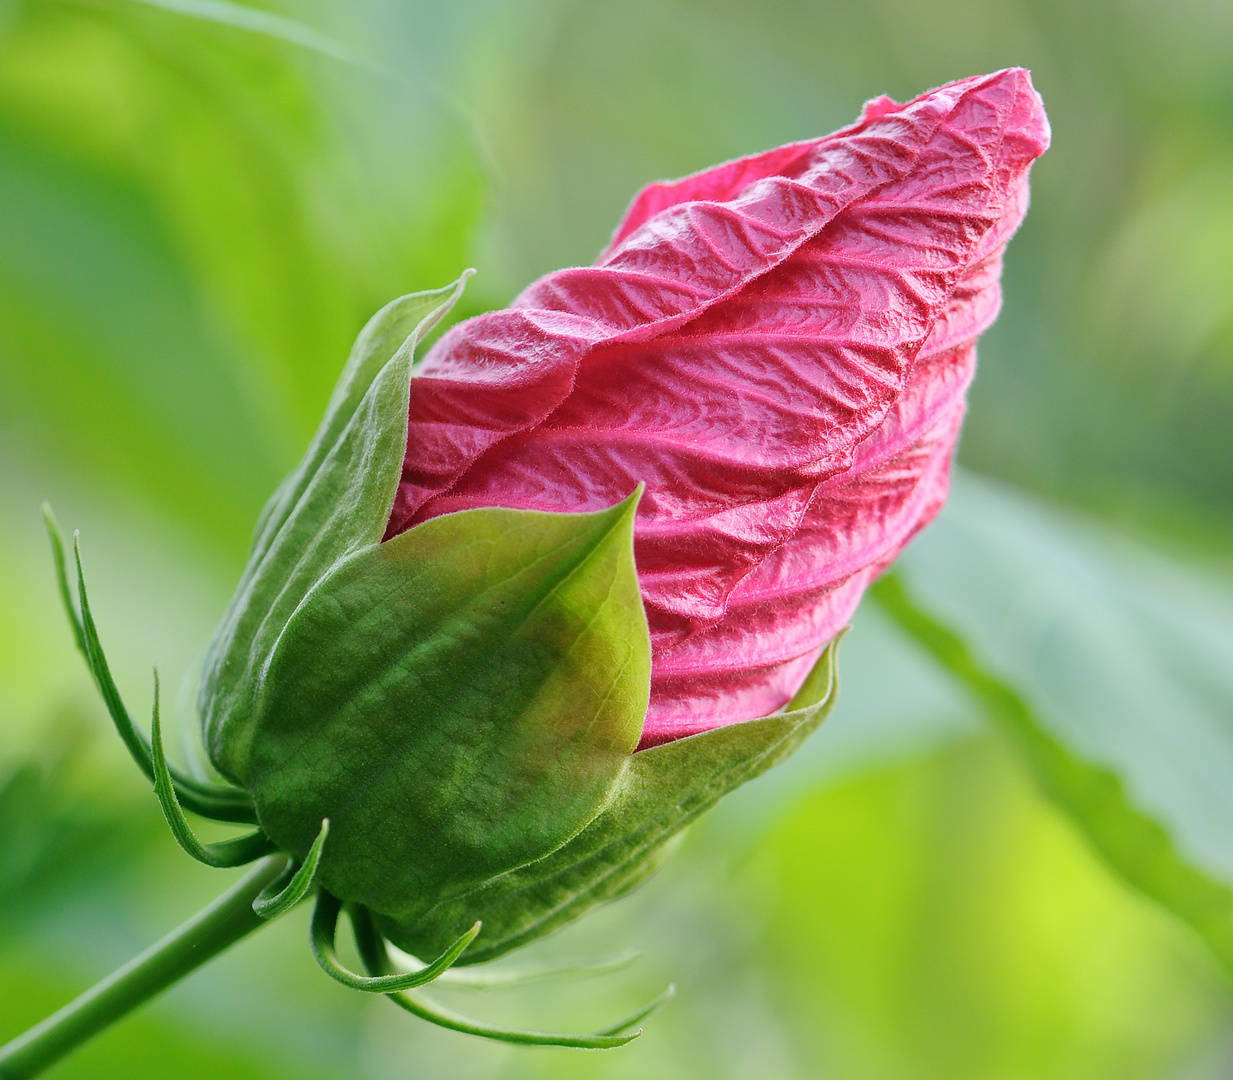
[198,68,1048,967]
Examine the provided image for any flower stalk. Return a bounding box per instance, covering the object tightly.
[0,856,290,1080]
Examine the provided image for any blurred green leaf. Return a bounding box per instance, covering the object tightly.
[0,725,157,935]
[880,473,1233,974]
[873,571,1233,976]
[737,741,1228,1080]
[118,0,373,67]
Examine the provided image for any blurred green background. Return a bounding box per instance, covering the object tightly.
[3,0,1233,1076]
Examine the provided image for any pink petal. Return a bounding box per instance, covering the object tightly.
[387,68,1050,745]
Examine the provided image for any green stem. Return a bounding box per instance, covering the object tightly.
[0,855,290,1079]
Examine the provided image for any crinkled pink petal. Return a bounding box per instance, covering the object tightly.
[386,68,1050,746]
[642,392,965,745]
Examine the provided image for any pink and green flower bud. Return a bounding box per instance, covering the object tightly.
[197,69,1049,965]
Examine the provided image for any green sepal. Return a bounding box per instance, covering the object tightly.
[379,634,841,966]
[249,488,651,927]
[199,274,472,784]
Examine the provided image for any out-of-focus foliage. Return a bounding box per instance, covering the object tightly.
[891,479,1233,963]
[2,0,1233,1077]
